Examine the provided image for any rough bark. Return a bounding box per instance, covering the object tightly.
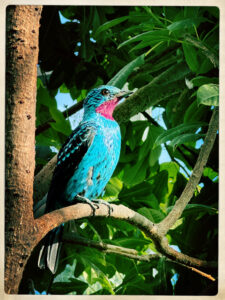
[5,5,42,294]
[4,5,218,294]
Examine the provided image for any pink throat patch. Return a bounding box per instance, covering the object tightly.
[95,98,118,120]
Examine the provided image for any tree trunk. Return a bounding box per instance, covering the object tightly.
[5,5,42,294]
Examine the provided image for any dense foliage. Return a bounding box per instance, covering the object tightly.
[21,6,218,295]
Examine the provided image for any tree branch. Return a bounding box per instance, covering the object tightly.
[35,62,188,137]
[158,108,219,236]
[63,233,216,281]
[63,233,161,261]
[33,108,218,272]
[184,35,219,68]
[34,203,217,270]
[33,62,190,204]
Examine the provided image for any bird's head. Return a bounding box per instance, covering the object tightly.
[84,85,131,120]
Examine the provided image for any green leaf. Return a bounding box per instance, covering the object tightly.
[106,218,135,232]
[139,124,164,160]
[146,62,190,87]
[50,279,88,294]
[37,77,44,89]
[118,29,171,50]
[151,170,169,200]
[167,18,205,32]
[191,76,218,87]
[122,158,148,186]
[37,85,56,108]
[183,100,208,123]
[74,260,85,278]
[60,83,70,93]
[107,54,145,88]
[156,257,167,291]
[36,129,62,148]
[154,122,207,147]
[160,162,180,180]
[104,177,123,198]
[138,207,165,223]
[119,182,153,202]
[95,16,129,36]
[149,145,161,167]
[197,83,219,106]
[170,133,206,150]
[49,106,72,136]
[203,167,218,181]
[112,237,150,248]
[182,43,199,73]
[131,40,164,53]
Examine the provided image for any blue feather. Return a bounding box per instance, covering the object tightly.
[38,85,126,273]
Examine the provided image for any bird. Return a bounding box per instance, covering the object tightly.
[38,85,131,274]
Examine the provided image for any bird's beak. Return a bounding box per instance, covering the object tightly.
[116,90,133,101]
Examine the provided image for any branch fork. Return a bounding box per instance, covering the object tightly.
[33,108,218,282]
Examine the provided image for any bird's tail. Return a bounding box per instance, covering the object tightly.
[38,225,63,274]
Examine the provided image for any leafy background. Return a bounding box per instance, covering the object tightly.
[20,6,218,295]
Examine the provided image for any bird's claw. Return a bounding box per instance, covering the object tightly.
[92,199,113,217]
[76,195,99,216]
[75,196,113,217]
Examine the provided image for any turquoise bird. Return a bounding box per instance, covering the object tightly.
[38,85,131,273]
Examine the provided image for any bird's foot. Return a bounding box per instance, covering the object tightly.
[92,199,113,217]
[75,195,99,216]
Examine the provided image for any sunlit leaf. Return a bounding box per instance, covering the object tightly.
[182,43,199,73]
[154,122,207,147]
[170,133,206,150]
[167,18,205,32]
[118,29,172,49]
[108,54,145,88]
[138,207,165,223]
[95,16,129,36]
[197,84,219,106]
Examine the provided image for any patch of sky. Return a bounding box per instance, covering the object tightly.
[55,89,84,129]
[159,144,172,164]
[174,158,191,177]
[171,273,179,289]
[151,107,172,164]
[170,244,181,252]
[212,175,218,182]
[152,268,158,278]
[35,289,47,295]
[195,138,204,149]
[90,37,96,43]
[58,11,80,24]
[74,51,79,56]
[151,107,167,129]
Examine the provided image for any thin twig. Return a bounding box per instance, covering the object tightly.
[141,110,192,177]
[164,144,190,177]
[167,258,216,282]
[63,233,216,281]
[158,108,219,236]
[63,233,161,261]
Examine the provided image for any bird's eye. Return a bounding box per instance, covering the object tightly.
[101,89,109,96]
